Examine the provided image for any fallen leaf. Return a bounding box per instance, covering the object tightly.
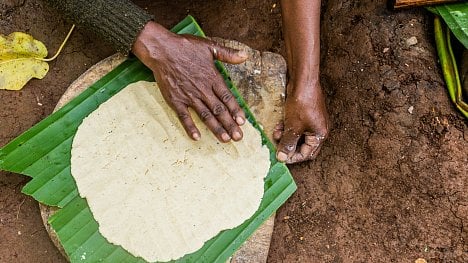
[0,32,49,90]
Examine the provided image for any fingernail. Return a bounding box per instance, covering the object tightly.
[277,152,288,162]
[236,116,245,125]
[221,133,231,142]
[192,133,200,141]
[273,131,281,141]
[238,50,248,59]
[232,131,242,141]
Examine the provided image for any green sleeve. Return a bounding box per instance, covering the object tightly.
[44,0,154,53]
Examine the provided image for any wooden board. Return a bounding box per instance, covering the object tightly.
[391,0,462,9]
[39,38,287,263]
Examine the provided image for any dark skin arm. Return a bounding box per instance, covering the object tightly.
[274,0,329,163]
[131,1,328,163]
[132,22,248,143]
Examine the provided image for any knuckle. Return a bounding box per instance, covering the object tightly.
[224,48,234,57]
[199,110,213,122]
[211,83,224,94]
[212,104,227,116]
[177,111,190,121]
[230,106,240,116]
[220,92,233,103]
[214,126,225,135]
[225,122,237,132]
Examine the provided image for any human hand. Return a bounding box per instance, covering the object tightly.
[132,21,248,142]
[274,81,329,164]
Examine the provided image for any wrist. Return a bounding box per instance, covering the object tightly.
[131,21,174,63]
[288,71,321,96]
[288,58,320,86]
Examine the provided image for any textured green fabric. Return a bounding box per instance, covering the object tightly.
[44,0,153,52]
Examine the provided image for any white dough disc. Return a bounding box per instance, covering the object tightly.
[70,81,270,262]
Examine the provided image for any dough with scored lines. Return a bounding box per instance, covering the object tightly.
[71,81,270,262]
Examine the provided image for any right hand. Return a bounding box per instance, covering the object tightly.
[132,21,249,143]
[273,81,329,164]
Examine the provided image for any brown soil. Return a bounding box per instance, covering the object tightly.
[0,0,466,262]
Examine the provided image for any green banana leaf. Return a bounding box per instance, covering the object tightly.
[0,16,296,263]
[434,16,468,118]
[433,3,468,49]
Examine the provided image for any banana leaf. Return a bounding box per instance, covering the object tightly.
[433,3,468,49]
[0,16,296,263]
[433,15,468,118]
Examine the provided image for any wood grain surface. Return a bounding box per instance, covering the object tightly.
[392,0,463,8]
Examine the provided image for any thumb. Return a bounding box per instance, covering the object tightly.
[276,129,301,163]
[211,44,249,64]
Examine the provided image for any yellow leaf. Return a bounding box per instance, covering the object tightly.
[0,32,49,90]
[0,32,48,59]
[0,58,49,90]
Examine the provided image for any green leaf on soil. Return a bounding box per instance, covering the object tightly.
[434,16,468,118]
[435,3,468,49]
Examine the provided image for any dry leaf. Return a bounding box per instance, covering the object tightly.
[0,32,49,91]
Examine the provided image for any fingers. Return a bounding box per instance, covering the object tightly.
[191,99,233,143]
[276,128,301,162]
[168,93,240,143]
[273,122,284,141]
[212,80,246,126]
[210,44,249,64]
[203,92,244,142]
[286,135,323,164]
[173,103,201,141]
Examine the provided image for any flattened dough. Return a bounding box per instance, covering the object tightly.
[71,81,270,262]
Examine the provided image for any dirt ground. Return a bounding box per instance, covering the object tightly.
[0,0,467,262]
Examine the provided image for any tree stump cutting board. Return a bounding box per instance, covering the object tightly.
[39,39,287,263]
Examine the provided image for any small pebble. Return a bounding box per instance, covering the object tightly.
[406,36,418,46]
[415,259,427,263]
[408,106,414,114]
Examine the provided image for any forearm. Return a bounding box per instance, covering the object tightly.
[44,0,153,53]
[281,0,321,94]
